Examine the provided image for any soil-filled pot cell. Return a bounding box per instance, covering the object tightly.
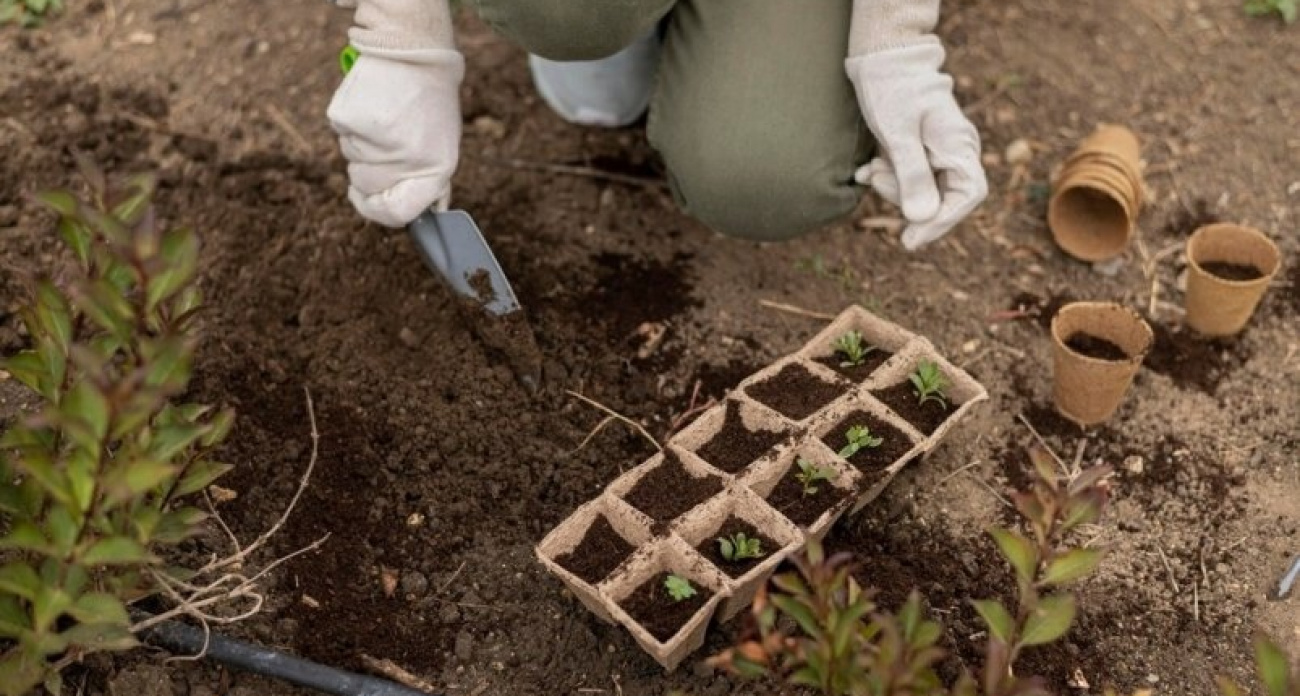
[1063,333,1129,362]
[621,451,724,524]
[744,363,848,421]
[692,516,778,579]
[1200,261,1266,282]
[619,572,715,643]
[814,349,893,383]
[870,381,953,436]
[553,515,637,585]
[765,457,853,527]
[819,410,914,473]
[694,403,789,474]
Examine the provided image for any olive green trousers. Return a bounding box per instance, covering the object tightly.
[468,0,871,241]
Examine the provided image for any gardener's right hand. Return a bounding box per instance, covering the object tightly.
[327,0,462,228]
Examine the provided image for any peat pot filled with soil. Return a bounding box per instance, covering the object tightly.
[673,400,793,475]
[739,444,860,541]
[535,497,654,622]
[1184,223,1282,337]
[1051,302,1154,427]
[798,306,917,384]
[742,360,850,422]
[816,408,918,478]
[869,357,965,436]
[672,487,802,619]
[612,449,726,527]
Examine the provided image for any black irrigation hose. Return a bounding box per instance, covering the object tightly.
[136,617,440,696]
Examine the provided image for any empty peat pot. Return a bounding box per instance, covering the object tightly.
[1051,302,1154,427]
[1048,125,1144,262]
[1184,223,1282,336]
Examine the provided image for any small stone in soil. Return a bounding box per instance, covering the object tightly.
[820,410,914,472]
[871,380,953,436]
[766,457,850,527]
[694,516,778,579]
[1064,332,1130,361]
[1199,261,1265,282]
[554,515,636,585]
[621,451,724,523]
[744,363,848,421]
[693,402,789,474]
[619,572,714,643]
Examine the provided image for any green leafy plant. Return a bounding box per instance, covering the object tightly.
[909,360,950,409]
[1245,0,1297,23]
[832,331,875,368]
[664,574,697,602]
[711,446,1113,696]
[1216,635,1299,696]
[837,425,882,459]
[718,533,765,562]
[0,0,63,26]
[795,457,833,497]
[0,158,234,695]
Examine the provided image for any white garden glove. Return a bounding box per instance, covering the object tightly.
[847,0,987,250]
[327,0,463,228]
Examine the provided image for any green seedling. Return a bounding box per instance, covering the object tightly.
[0,0,63,26]
[838,425,882,459]
[832,330,876,368]
[795,457,833,496]
[909,360,950,409]
[665,574,698,601]
[1245,0,1297,23]
[718,533,765,562]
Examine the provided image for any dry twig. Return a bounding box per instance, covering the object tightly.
[360,654,440,693]
[566,390,661,454]
[757,299,837,321]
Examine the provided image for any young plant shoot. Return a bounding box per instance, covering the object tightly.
[909,360,950,408]
[838,424,883,459]
[795,457,833,496]
[718,533,765,562]
[832,330,875,367]
[665,574,698,601]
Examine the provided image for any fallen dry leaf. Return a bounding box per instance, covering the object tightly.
[380,567,399,598]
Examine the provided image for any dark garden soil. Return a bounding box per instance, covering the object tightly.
[1200,261,1266,282]
[766,458,852,527]
[820,410,915,472]
[622,452,724,524]
[1,2,1296,695]
[815,348,894,381]
[555,516,636,585]
[743,362,848,421]
[692,401,790,474]
[1007,292,1077,331]
[619,573,713,644]
[872,381,953,435]
[693,516,778,579]
[1064,332,1130,361]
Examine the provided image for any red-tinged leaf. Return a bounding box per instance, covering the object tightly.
[146,228,198,312]
[1027,446,1061,486]
[1042,548,1104,586]
[1067,465,1112,495]
[989,527,1038,584]
[2,351,46,394]
[34,281,72,353]
[770,594,823,640]
[972,599,1015,644]
[1019,594,1076,647]
[201,407,236,448]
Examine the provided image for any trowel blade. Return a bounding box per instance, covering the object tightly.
[407,209,522,316]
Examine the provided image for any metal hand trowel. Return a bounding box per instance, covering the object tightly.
[408,209,521,316]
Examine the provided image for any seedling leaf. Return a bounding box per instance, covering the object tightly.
[1042,548,1104,586]
[971,599,1015,643]
[664,574,697,602]
[1019,594,1076,647]
[838,425,883,459]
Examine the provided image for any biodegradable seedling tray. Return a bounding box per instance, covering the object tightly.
[537,305,988,670]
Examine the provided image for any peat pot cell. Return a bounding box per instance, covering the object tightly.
[553,515,637,586]
[765,454,854,528]
[692,403,791,474]
[1064,332,1130,361]
[692,516,779,580]
[621,451,725,524]
[819,410,915,474]
[814,345,894,383]
[1200,261,1266,282]
[744,363,850,422]
[619,572,716,644]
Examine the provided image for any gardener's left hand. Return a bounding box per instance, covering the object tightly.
[846,38,987,251]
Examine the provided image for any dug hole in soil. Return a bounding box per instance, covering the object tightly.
[1,2,1298,695]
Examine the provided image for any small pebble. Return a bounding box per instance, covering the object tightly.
[401,570,430,598]
[454,631,474,662]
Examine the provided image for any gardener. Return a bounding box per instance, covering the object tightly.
[328,0,987,250]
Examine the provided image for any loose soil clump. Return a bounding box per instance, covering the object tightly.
[622,452,724,523]
[693,516,777,578]
[1064,332,1130,361]
[766,459,852,527]
[619,573,714,643]
[694,403,788,473]
[554,516,636,585]
[872,382,953,435]
[744,363,847,421]
[820,411,913,472]
[1199,261,1265,282]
